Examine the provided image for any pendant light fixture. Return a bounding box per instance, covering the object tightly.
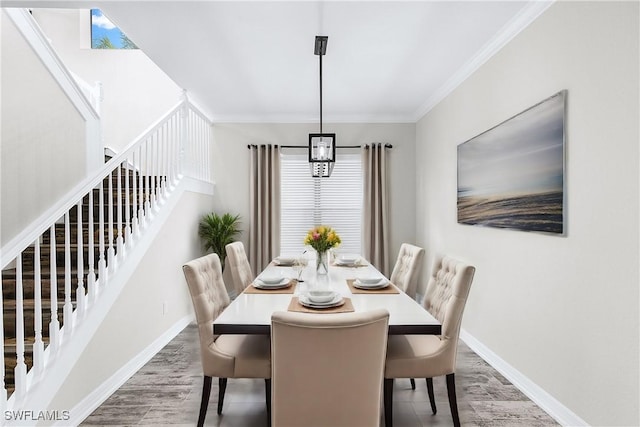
[309,35,336,178]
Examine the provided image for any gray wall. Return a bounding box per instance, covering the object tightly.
[1,10,86,245]
[211,122,417,271]
[414,2,638,425]
[32,9,182,151]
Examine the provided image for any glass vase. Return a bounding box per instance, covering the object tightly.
[315,250,329,275]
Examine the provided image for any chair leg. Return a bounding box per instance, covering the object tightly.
[197,376,212,427]
[384,378,394,427]
[217,377,228,415]
[410,378,416,390]
[446,373,461,427]
[265,379,272,427]
[426,377,437,414]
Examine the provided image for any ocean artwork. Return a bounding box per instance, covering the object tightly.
[457,91,566,235]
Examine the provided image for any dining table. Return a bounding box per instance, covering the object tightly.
[213,255,441,336]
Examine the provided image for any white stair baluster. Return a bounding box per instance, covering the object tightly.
[33,239,44,376]
[179,104,186,178]
[76,201,86,315]
[164,121,170,192]
[125,155,132,247]
[49,224,60,353]
[139,144,147,227]
[116,164,125,257]
[132,149,139,239]
[63,212,74,334]
[98,180,107,289]
[145,141,152,216]
[199,117,205,179]
[87,188,96,304]
[158,125,164,200]
[108,169,116,269]
[14,253,27,400]
[152,134,159,210]
[171,114,178,186]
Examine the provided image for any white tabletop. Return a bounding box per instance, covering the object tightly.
[213,259,441,335]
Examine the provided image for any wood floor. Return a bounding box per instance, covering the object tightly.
[82,324,560,426]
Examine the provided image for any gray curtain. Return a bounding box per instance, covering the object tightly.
[249,144,281,272]
[362,143,389,276]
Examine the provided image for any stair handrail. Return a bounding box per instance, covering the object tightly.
[0,97,210,270]
[1,94,212,413]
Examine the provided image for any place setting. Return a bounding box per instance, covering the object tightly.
[288,289,354,313]
[347,273,400,294]
[332,253,368,268]
[271,255,297,267]
[244,270,297,294]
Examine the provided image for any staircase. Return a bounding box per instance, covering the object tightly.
[1,167,142,395]
[2,80,211,426]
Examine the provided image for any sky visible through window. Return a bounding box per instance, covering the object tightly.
[91,9,137,49]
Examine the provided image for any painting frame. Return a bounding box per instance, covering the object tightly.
[457,90,567,236]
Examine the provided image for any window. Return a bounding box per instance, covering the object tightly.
[280,153,363,256]
[91,9,138,49]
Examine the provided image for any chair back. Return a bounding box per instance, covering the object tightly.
[182,253,231,356]
[423,255,475,342]
[390,243,425,299]
[271,309,390,427]
[225,241,254,295]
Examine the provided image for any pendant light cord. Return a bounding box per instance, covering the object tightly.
[319,52,323,134]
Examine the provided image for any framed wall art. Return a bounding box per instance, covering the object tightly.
[457,90,566,235]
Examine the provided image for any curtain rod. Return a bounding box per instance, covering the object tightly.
[247,143,393,149]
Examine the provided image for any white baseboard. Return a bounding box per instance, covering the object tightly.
[460,329,589,427]
[63,315,194,426]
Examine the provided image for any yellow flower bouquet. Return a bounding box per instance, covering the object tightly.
[304,225,341,252]
[304,226,341,274]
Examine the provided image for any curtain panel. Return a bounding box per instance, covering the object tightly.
[249,144,281,272]
[362,143,390,276]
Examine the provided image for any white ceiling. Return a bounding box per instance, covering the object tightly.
[11,1,552,122]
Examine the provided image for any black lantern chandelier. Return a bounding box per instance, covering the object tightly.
[309,35,336,178]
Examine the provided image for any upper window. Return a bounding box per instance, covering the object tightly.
[280,153,363,256]
[91,9,138,49]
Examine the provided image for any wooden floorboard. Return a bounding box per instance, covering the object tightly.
[81,324,560,426]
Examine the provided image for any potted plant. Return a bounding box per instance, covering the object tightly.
[198,212,241,270]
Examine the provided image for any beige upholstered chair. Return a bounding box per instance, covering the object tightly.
[384,255,475,427]
[271,309,390,427]
[389,243,425,300]
[225,241,254,295]
[182,253,271,427]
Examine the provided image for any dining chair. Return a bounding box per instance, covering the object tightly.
[389,243,425,300]
[270,309,390,427]
[384,254,475,427]
[182,253,271,427]
[225,241,254,295]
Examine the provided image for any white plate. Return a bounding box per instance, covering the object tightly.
[307,291,337,303]
[274,257,295,266]
[357,274,385,284]
[335,259,360,266]
[259,273,284,284]
[299,293,344,308]
[353,279,389,289]
[253,278,290,289]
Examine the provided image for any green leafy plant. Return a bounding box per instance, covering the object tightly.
[198,213,242,270]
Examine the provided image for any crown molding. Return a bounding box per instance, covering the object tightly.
[209,113,415,124]
[411,0,555,122]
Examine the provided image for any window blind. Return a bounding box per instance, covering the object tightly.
[280,153,363,256]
